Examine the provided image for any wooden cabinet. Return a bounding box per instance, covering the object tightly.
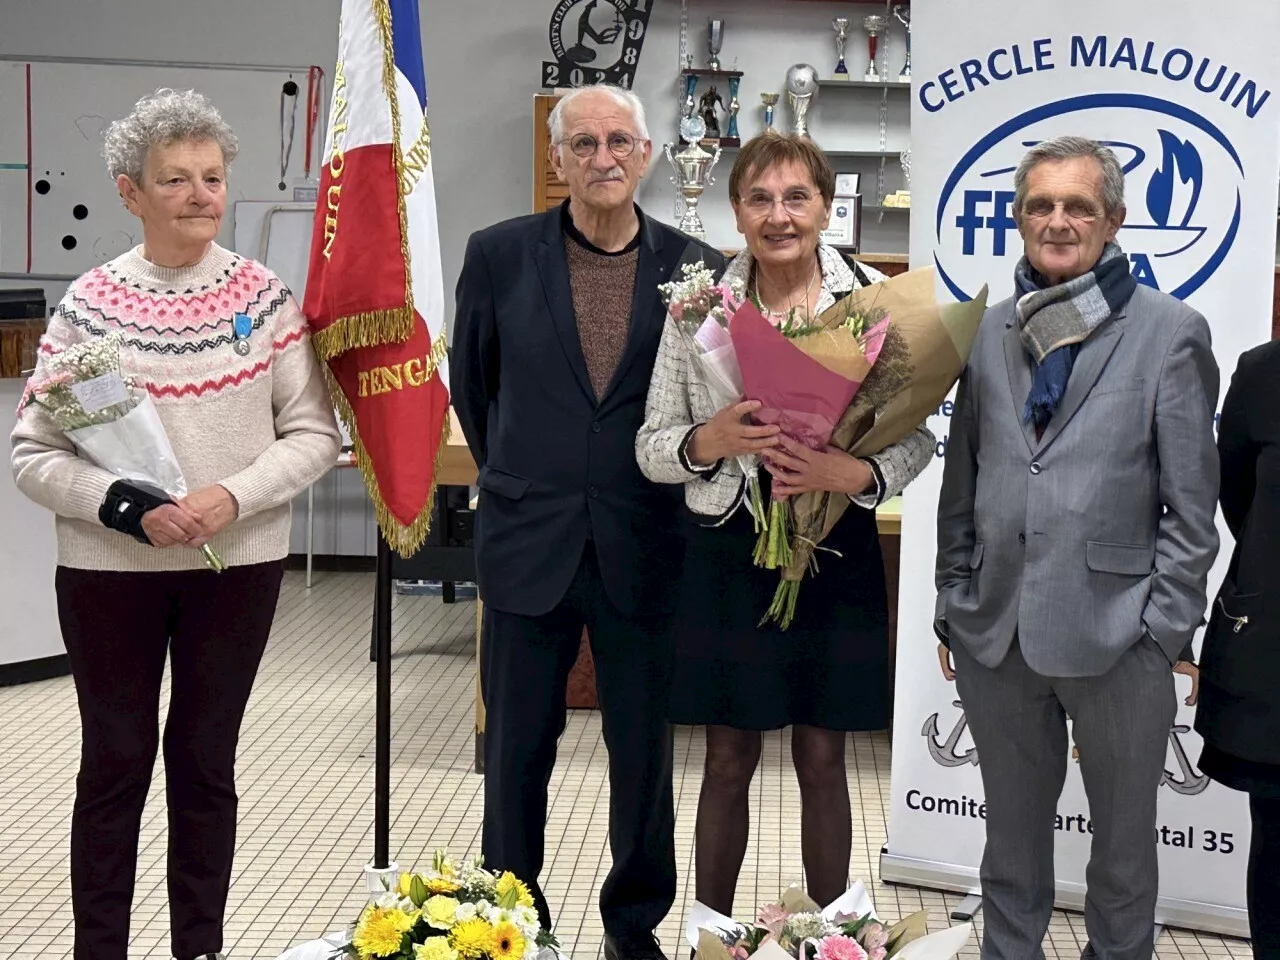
[534,93,569,214]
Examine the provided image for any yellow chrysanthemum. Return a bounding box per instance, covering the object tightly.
[353,906,414,958]
[424,895,461,930]
[489,921,526,960]
[415,937,461,960]
[494,872,535,909]
[449,917,494,959]
[426,876,463,895]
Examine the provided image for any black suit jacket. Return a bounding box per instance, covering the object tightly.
[451,205,725,618]
[1196,339,1280,765]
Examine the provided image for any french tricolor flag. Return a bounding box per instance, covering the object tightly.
[304,0,449,556]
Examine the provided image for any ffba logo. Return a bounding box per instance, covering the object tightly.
[934,93,1244,302]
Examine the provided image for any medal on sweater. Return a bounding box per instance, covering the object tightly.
[233,313,252,356]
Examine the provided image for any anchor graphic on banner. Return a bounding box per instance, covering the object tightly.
[1163,724,1210,796]
[922,700,979,767]
[923,705,1208,793]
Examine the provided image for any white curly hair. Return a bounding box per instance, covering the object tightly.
[103,88,239,182]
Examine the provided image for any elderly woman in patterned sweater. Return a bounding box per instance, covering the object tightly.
[637,132,935,914]
[10,89,340,960]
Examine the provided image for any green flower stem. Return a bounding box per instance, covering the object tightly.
[199,544,226,573]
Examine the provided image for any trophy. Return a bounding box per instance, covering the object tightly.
[832,18,851,80]
[893,5,912,81]
[884,147,911,208]
[707,19,725,72]
[665,115,722,240]
[785,64,819,137]
[862,14,889,83]
[726,76,741,143]
[760,92,780,129]
[682,73,698,120]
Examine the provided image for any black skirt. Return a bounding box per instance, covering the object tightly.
[1200,743,1280,799]
[668,480,890,732]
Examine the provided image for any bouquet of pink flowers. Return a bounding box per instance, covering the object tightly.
[731,269,989,628]
[687,884,971,960]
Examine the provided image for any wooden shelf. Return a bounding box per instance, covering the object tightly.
[819,78,912,89]
[683,68,745,79]
[827,149,907,158]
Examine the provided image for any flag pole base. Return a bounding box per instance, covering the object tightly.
[364,861,400,902]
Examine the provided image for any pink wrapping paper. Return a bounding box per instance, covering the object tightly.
[729,301,861,452]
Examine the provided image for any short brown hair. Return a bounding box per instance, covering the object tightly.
[728,131,836,206]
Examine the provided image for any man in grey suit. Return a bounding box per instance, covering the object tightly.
[935,136,1219,960]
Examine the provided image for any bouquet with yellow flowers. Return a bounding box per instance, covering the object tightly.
[343,853,554,960]
[276,852,556,960]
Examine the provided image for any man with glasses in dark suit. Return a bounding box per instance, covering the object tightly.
[452,84,724,960]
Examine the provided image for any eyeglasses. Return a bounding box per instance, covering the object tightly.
[561,132,642,159]
[1021,197,1102,222]
[739,192,816,216]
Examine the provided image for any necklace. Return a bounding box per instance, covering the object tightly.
[753,257,820,323]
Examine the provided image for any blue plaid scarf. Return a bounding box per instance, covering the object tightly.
[1014,242,1137,430]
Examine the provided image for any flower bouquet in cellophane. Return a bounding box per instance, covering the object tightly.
[274,852,557,960]
[731,267,988,628]
[686,883,971,960]
[19,332,226,572]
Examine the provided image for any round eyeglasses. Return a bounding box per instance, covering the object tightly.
[561,132,642,159]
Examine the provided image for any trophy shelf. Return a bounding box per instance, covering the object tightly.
[682,68,745,80]
[818,78,912,89]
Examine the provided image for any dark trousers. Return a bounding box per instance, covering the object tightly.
[55,561,284,960]
[481,543,676,937]
[1250,794,1280,959]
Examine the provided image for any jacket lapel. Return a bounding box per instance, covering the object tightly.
[1037,308,1126,452]
[534,209,595,404]
[598,214,668,408]
[1003,309,1038,455]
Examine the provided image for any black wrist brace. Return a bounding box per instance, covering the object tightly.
[98,480,173,545]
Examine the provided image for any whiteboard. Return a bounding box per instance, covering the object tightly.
[0,57,325,276]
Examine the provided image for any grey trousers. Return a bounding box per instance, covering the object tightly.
[951,636,1176,960]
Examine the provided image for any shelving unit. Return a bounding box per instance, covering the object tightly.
[818,79,911,90]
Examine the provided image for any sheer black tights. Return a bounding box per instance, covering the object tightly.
[694,725,851,913]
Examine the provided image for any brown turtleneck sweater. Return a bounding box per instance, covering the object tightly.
[562,203,640,399]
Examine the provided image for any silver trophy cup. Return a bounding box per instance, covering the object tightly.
[665,117,722,241]
[862,15,889,83]
[893,5,911,81]
[832,18,851,80]
[785,63,819,137]
[707,19,724,72]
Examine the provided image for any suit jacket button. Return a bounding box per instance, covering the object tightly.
[1018,533,1026,544]
[591,422,602,434]
[1029,462,1042,475]
[588,485,599,499]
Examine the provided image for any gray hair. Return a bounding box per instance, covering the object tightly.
[547,84,650,149]
[103,88,239,182]
[1013,136,1126,215]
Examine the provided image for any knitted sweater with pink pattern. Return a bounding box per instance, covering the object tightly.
[11,243,341,572]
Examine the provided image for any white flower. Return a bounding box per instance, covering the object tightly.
[455,903,478,922]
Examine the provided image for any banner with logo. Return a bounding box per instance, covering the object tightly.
[884,1,1280,937]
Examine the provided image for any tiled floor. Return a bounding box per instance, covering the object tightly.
[0,572,1256,959]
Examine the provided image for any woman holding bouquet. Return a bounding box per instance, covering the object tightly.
[10,89,340,960]
[637,131,935,911]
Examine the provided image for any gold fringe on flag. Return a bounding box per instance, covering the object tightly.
[324,363,449,559]
[311,306,416,362]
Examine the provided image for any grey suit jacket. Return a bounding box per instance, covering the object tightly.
[935,284,1220,678]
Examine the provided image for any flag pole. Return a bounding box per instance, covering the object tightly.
[373,530,394,869]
